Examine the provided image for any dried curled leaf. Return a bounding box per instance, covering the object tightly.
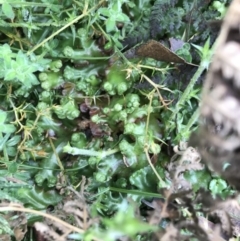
[33,180,93,241]
[63,200,92,230]
[167,144,203,192]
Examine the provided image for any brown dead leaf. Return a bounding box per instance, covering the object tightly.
[12,213,27,241]
[136,40,186,63]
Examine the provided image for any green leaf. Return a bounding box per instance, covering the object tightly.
[223,162,231,170]
[0,44,12,57]
[17,186,62,209]
[115,12,130,22]
[0,110,16,134]
[0,123,16,133]
[16,50,28,66]
[106,19,116,32]
[2,2,15,20]
[184,169,212,191]
[0,133,10,150]
[109,187,163,199]
[6,146,17,156]
[4,69,16,81]
[209,178,228,195]
[0,110,7,124]
[6,135,21,146]
[98,7,110,17]
[7,162,18,174]
[0,215,13,235]
[129,166,162,192]
[102,205,157,239]
[0,189,21,202]
[70,25,76,45]
[192,38,212,69]
[24,73,39,86]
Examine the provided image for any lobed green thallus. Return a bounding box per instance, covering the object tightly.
[0,25,165,210]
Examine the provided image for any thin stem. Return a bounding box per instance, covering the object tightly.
[110,187,163,198]
[168,63,206,125]
[184,107,199,133]
[137,64,174,72]
[48,137,64,171]
[63,144,120,159]
[144,147,165,186]
[0,206,84,234]
[145,90,153,141]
